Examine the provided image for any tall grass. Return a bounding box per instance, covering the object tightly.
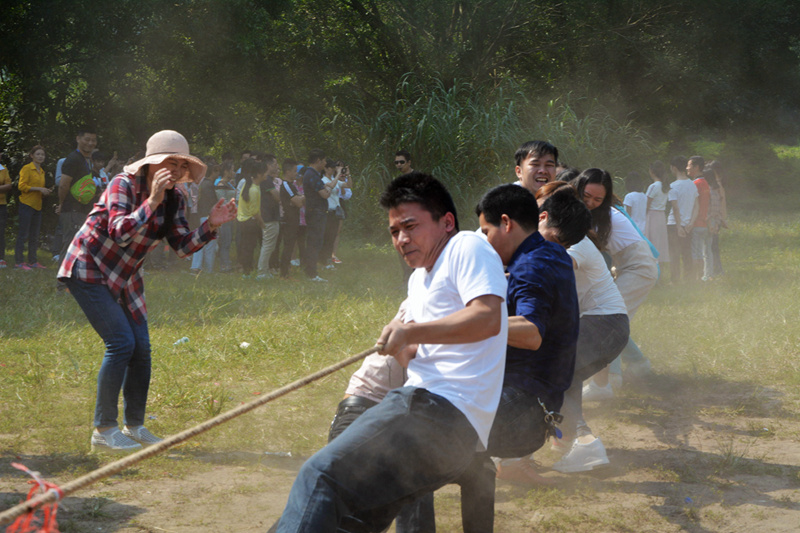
[332,75,654,238]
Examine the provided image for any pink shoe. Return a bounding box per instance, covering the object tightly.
[15,263,32,271]
[332,256,343,264]
[30,262,46,269]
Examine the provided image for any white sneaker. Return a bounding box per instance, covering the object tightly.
[308,276,328,282]
[324,264,336,270]
[91,428,142,453]
[582,380,614,401]
[290,259,300,267]
[552,437,610,473]
[122,426,163,446]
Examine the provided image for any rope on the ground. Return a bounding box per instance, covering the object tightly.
[0,344,382,527]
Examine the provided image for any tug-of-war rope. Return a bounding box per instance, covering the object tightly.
[0,345,382,531]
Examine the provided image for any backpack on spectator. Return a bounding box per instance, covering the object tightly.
[69,172,96,203]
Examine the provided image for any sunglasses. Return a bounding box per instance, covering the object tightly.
[394,160,406,165]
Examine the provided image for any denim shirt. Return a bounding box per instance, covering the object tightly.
[503,232,579,410]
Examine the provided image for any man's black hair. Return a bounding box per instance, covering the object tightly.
[91,151,107,162]
[263,153,277,164]
[670,155,688,171]
[475,183,539,233]
[395,150,411,161]
[76,126,97,136]
[380,172,459,232]
[539,187,592,248]
[282,158,297,172]
[625,171,643,192]
[688,155,705,171]
[514,140,559,167]
[308,148,326,164]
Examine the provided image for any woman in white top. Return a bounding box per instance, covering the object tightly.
[536,183,630,473]
[645,160,670,263]
[570,169,657,394]
[320,159,343,268]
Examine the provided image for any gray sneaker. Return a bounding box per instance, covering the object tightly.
[122,426,163,446]
[91,428,142,453]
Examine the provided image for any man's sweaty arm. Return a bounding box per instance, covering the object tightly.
[377,294,503,365]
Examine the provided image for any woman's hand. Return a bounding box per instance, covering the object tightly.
[208,198,237,230]
[147,168,174,210]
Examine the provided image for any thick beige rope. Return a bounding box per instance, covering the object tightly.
[0,345,382,526]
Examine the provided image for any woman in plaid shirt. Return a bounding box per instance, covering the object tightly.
[58,130,237,453]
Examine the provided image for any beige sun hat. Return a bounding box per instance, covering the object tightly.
[123,130,207,184]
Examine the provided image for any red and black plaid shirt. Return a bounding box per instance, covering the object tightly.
[58,173,216,323]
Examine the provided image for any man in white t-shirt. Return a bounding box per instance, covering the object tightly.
[272,173,508,533]
[667,155,698,282]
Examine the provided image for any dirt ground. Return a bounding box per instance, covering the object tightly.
[2,374,800,532]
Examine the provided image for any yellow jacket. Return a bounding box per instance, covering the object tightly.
[0,165,9,206]
[19,162,46,211]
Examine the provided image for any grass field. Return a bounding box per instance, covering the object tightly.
[2,200,800,531]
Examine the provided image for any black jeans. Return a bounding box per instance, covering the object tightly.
[562,313,629,439]
[303,209,326,278]
[279,221,299,277]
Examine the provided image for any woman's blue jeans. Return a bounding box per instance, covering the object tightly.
[191,216,218,272]
[15,203,41,264]
[66,278,152,428]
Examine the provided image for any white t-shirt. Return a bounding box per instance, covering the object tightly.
[404,231,508,449]
[646,181,669,211]
[605,208,643,255]
[568,237,628,317]
[667,178,699,226]
[322,176,341,210]
[623,191,647,233]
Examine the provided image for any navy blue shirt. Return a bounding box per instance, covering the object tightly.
[302,167,327,213]
[504,231,579,411]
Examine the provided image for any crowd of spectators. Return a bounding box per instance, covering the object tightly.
[0,135,353,282]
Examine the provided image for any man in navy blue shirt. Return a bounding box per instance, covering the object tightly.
[301,148,331,281]
[476,183,580,490]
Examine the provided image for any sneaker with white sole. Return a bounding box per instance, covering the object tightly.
[122,426,163,446]
[91,427,142,453]
[582,379,614,401]
[552,437,610,473]
[308,276,328,282]
[290,259,300,267]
